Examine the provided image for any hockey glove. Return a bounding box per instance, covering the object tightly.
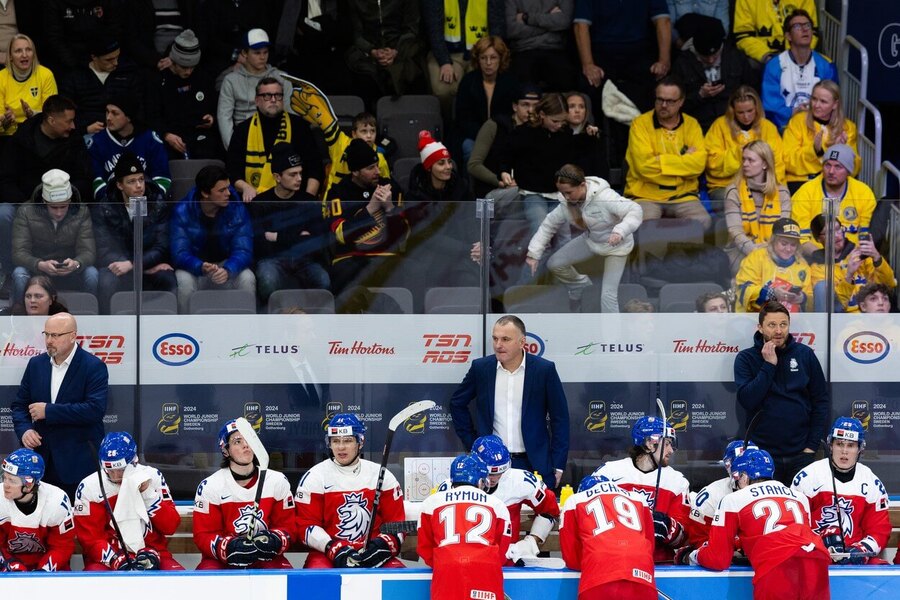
[220,536,259,568]
[653,511,686,548]
[840,541,876,565]
[133,548,161,570]
[821,527,845,555]
[252,530,288,561]
[110,552,136,571]
[355,534,400,568]
[2,558,28,572]
[673,545,698,566]
[326,539,361,568]
[506,535,540,563]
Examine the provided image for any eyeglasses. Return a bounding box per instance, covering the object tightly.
[790,22,813,31]
[655,97,682,106]
[42,331,74,339]
[256,93,284,101]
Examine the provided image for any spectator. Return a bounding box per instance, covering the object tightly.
[10,312,109,499]
[58,35,142,135]
[0,34,57,139]
[42,0,123,71]
[197,0,277,78]
[505,0,577,93]
[591,416,690,563]
[705,86,785,203]
[689,448,830,600]
[722,139,791,273]
[791,417,892,566]
[734,300,829,485]
[467,82,540,198]
[169,164,255,313]
[147,29,221,160]
[251,144,330,308]
[345,0,423,107]
[762,9,838,131]
[323,139,408,295]
[0,275,69,316]
[667,0,730,48]
[217,29,289,150]
[784,80,858,192]
[455,35,519,164]
[733,0,818,68]
[121,0,194,73]
[526,164,642,313]
[791,144,874,257]
[87,95,172,200]
[227,78,323,201]
[856,282,892,314]
[736,218,811,313]
[450,314,569,487]
[498,93,579,236]
[672,16,752,132]
[319,112,390,195]
[625,77,710,231]
[623,298,655,313]
[11,169,98,304]
[808,216,895,313]
[92,151,177,314]
[0,2,43,67]
[696,290,729,312]
[423,0,505,119]
[564,91,606,178]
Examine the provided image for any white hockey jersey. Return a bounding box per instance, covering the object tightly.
[688,476,733,546]
[0,482,75,571]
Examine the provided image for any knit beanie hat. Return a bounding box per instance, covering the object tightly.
[418,130,450,171]
[271,143,303,174]
[107,94,137,122]
[169,29,201,67]
[114,151,144,181]
[41,169,72,203]
[346,138,379,172]
[822,144,856,173]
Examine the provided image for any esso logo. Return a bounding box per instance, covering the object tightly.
[524,332,545,356]
[153,333,200,366]
[843,331,890,364]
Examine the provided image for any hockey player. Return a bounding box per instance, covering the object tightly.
[690,448,830,600]
[791,416,891,565]
[417,454,512,600]
[295,413,406,568]
[74,431,183,570]
[192,419,295,569]
[0,448,75,571]
[560,475,656,600]
[592,416,690,563]
[688,440,760,546]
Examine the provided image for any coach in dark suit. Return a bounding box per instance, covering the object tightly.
[11,313,108,499]
[450,314,570,486]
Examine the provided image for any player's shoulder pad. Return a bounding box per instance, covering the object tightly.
[296,462,327,493]
[266,469,293,498]
[42,484,74,522]
[661,466,690,493]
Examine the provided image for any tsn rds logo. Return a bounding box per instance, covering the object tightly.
[422,334,472,363]
[76,334,125,364]
[843,331,890,364]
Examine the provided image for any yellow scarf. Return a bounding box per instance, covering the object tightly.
[739,180,781,243]
[444,0,488,49]
[245,112,292,192]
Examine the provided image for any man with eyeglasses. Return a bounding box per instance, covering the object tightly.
[11,312,109,500]
[625,76,711,230]
[734,0,818,69]
[226,77,323,202]
[762,9,837,130]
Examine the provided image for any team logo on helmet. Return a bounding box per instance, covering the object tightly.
[335,492,370,541]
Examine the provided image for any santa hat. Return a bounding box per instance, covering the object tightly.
[418,130,450,171]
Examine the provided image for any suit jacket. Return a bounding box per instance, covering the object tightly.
[11,345,109,486]
[450,353,569,484]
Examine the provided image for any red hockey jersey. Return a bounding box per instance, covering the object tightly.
[417,485,512,600]
[593,457,691,562]
[295,458,405,555]
[192,468,295,562]
[74,464,180,565]
[560,481,656,596]
[0,482,75,571]
[697,480,830,582]
[791,458,891,557]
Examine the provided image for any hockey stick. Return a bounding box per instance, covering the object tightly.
[88,441,136,570]
[363,400,437,544]
[822,438,848,552]
[650,385,667,512]
[828,550,878,562]
[380,520,419,536]
[742,410,764,452]
[514,556,566,569]
[235,417,270,539]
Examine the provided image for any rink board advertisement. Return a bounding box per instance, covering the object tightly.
[1,567,898,599]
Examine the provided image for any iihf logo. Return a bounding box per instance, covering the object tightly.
[335,492,370,541]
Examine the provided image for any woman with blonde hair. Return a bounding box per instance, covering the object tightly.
[705,85,784,203]
[783,79,858,192]
[723,140,792,273]
[0,34,57,137]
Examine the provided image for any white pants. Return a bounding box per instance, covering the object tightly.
[546,234,628,313]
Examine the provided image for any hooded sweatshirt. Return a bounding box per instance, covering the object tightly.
[217,64,289,149]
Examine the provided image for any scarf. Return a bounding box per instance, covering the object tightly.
[245,112,292,192]
[739,178,782,244]
[444,0,488,49]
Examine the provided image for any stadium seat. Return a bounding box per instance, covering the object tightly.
[368,287,414,314]
[57,291,99,315]
[659,282,724,313]
[425,286,481,314]
[391,157,420,193]
[268,289,336,314]
[376,95,442,162]
[188,289,256,314]
[503,285,570,313]
[109,291,178,315]
[168,159,226,181]
[329,95,366,130]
